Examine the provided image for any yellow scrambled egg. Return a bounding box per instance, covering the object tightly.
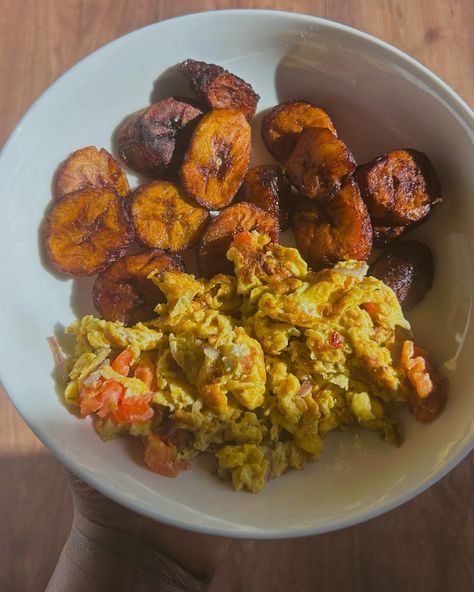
[64,231,413,492]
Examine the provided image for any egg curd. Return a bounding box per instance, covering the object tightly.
[63,231,416,492]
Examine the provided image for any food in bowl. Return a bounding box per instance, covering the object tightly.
[60,231,446,492]
[45,57,447,492]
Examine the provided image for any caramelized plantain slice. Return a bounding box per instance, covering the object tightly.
[180,109,251,210]
[239,164,294,231]
[198,202,279,277]
[46,188,133,276]
[292,176,372,270]
[372,223,411,248]
[93,250,184,324]
[180,59,259,121]
[286,127,356,201]
[55,146,130,199]
[356,149,441,225]
[369,240,434,310]
[131,181,210,251]
[261,101,337,162]
[117,97,203,178]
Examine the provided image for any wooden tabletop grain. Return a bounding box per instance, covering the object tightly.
[1,2,473,591]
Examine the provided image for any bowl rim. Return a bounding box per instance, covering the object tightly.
[1,8,473,539]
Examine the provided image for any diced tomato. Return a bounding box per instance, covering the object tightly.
[111,394,154,424]
[79,371,154,425]
[144,434,190,477]
[329,331,343,349]
[80,378,125,418]
[111,349,135,376]
[400,340,433,399]
[400,340,447,423]
[362,302,379,319]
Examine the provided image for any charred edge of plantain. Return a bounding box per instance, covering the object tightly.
[238,164,294,231]
[369,240,434,310]
[117,98,204,179]
[355,149,441,225]
[93,249,184,323]
[180,59,259,120]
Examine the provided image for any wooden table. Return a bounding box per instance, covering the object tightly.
[1,2,473,591]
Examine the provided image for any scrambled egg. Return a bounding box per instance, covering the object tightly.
[64,231,413,492]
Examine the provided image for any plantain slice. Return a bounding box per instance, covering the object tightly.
[372,223,411,248]
[180,109,251,210]
[262,101,337,163]
[369,240,434,310]
[180,59,259,121]
[239,164,294,231]
[55,146,130,200]
[46,188,133,276]
[292,176,372,270]
[131,181,210,251]
[93,250,184,324]
[356,149,441,225]
[286,127,356,201]
[117,97,204,178]
[198,202,279,277]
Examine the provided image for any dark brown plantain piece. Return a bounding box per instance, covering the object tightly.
[261,101,336,163]
[356,149,441,225]
[131,181,210,251]
[286,127,356,201]
[292,176,372,270]
[198,202,279,277]
[369,240,434,310]
[46,188,133,276]
[180,109,251,210]
[55,146,130,199]
[180,59,259,121]
[239,164,293,231]
[93,250,184,324]
[117,97,203,178]
[410,377,448,423]
[372,223,411,248]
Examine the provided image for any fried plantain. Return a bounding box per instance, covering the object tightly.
[180,109,251,210]
[369,240,434,310]
[180,59,259,121]
[372,223,411,248]
[262,101,337,163]
[409,376,447,423]
[198,202,279,277]
[261,101,337,162]
[93,250,184,324]
[356,149,441,225]
[292,176,372,270]
[55,146,130,200]
[239,164,293,231]
[286,127,356,201]
[46,188,133,276]
[117,97,204,178]
[131,181,210,251]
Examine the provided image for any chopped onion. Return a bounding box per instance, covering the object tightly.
[334,261,368,279]
[297,380,312,397]
[47,336,67,381]
[203,346,220,360]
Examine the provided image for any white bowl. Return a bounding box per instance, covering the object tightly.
[0,10,472,538]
